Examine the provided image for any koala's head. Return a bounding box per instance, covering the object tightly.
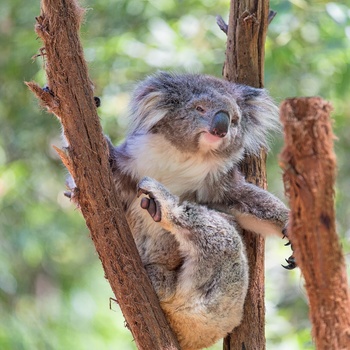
[128,72,279,161]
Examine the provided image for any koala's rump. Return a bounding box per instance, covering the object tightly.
[161,289,246,350]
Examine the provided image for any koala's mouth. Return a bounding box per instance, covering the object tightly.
[201,131,224,144]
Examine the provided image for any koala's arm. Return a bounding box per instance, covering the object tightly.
[221,170,289,238]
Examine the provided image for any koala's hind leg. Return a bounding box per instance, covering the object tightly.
[137,176,180,231]
[137,177,248,309]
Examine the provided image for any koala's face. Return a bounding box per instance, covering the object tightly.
[148,81,244,160]
[128,72,279,160]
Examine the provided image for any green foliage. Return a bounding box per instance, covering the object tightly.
[1,0,349,349]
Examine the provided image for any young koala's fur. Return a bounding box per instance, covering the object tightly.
[106,72,288,349]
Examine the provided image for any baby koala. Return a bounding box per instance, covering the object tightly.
[105,72,289,350]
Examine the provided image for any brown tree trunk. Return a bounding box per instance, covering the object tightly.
[280,97,350,350]
[222,1,270,349]
[26,1,180,349]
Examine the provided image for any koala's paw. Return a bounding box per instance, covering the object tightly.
[138,187,162,222]
[282,254,297,270]
[137,177,177,223]
[281,225,297,270]
[63,174,77,199]
[94,96,101,108]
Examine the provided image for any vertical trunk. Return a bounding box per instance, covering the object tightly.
[223,0,270,349]
[280,97,350,349]
[27,1,180,349]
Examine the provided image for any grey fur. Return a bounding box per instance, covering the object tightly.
[106,73,288,349]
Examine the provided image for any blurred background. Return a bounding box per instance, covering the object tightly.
[1,0,349,349]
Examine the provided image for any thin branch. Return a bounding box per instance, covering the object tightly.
[216,15,228,35]
[268,10,277,24]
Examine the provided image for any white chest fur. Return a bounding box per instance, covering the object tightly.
[123,133,230,198]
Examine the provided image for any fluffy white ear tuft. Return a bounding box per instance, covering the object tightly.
[128,90,167,135]
[235,85,280,155]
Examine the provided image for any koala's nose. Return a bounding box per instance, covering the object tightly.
[209,111,230,138]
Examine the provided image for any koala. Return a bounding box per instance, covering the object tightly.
[102,72,290,350]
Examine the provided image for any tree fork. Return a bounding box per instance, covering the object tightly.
[280,97,350,349]
[26,1,180,349]
[222,0,270,349]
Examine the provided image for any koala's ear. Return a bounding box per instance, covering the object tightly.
[128,76,168,135]
[236,85,280,155]
[133,80,162,104]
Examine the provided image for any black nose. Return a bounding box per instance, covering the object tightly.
[210,111,230,138]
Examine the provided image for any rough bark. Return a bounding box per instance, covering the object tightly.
[26,1,180,349]
[280,97,350,350]
[222,1,270,349]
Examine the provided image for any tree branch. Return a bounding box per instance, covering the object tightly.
[223,1,270,349]
[280,97,350,349]
[26,1,180,349]
[216,15,228,35]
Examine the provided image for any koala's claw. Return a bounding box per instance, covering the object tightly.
[282,227,288,239]
[281,227,297,269]
[64,191,72,199]
[282,255,297,270]
[63,186,80,208]
[137,186,162,222]
[94,96,101,108]
[282,232,293,249]
[42,84,54,96]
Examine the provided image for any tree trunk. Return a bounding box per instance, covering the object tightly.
[222,1,269,349]
[280,97,350,350]
[26,1,180,349]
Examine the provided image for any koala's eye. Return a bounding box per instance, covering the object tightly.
[231,114,239,125]
[195,105,205,113]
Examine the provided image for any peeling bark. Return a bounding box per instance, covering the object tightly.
[280,97,350,350]
[26,1,180,349]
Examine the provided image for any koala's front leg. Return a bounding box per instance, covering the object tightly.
[228,180,289,238]
[225,176,296,269]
